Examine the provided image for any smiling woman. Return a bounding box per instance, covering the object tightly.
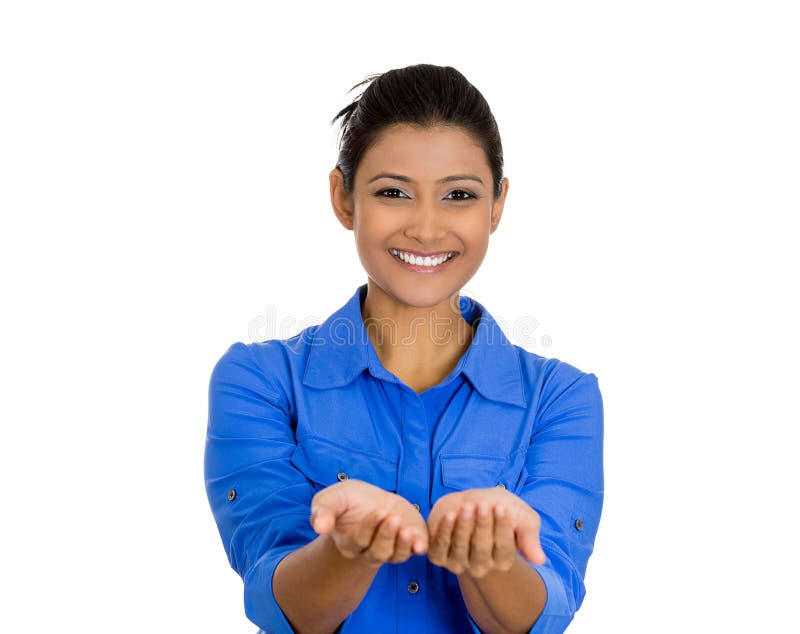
[204,63,604,634]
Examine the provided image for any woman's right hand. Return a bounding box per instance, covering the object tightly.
[310,479,429,567]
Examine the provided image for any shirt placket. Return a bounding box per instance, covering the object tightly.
[393,381,430,632]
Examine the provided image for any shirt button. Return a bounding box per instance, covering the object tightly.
[495,483,506,489]
[337,472,349,482]
[407,581,420,594]
[227,488,236,501]
[574,519,584,531]
[412,503,420,512]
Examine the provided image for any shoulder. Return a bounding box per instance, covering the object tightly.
[210,324,323,411]
[513,344,602,419]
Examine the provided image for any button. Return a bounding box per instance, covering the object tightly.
[227,488,236,501]
[407,581,420,594]
[337,472,349,481]
[574,519,584,531]
[496,483,506,489]
[412,503,420,512]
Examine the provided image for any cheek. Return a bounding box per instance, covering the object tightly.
[355,210,403,244]
[455,209,492,240]
[354,226,387,254]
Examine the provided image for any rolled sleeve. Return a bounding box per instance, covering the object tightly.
[464,557,572,634]
[244,538,308,633]
[520,369,605,633]
[204,341,317,632]
[525,551,578,633]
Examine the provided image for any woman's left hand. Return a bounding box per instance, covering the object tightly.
[426,488,546,578]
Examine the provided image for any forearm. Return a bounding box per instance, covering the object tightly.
[457,554,546,634]
[272,533,380,634]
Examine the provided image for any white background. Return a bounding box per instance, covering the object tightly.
[1,1,798,632]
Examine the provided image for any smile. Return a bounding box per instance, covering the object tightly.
[389,248,458,272]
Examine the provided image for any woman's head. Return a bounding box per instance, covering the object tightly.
[328,64,510,310]
[330,64,505,200]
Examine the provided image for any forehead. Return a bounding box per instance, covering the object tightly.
[357,124,489,180]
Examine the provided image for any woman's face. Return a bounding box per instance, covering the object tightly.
[330,123,509,309]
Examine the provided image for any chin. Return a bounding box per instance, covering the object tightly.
[377,277,460,309]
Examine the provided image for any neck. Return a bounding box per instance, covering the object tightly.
[360,279,474,378]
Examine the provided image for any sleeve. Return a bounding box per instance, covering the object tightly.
[519,370,605,634]
[204,341,318,633]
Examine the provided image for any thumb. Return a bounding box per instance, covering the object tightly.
[310,488,347,535]
[516,522,546,566]
[310,505,335,535]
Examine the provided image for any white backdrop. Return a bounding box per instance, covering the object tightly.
[1,1,798,632]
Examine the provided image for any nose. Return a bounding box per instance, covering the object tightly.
[403,196,448,244]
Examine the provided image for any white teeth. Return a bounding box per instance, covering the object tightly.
[391,249,455,267]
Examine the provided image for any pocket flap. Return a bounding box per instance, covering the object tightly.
[440,454,507,490]
[291,435,399,492]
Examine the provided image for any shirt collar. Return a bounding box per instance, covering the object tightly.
[302,284,527,408]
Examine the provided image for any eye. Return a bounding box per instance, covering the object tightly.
[375,188,409,199]
[445,189,477,201]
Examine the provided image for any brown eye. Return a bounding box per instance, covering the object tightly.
[446,189,476,201]
[376,188,409,199]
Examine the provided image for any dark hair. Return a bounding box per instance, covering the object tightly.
[330,64,504,199]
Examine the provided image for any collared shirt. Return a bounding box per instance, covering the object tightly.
[205,283,604,634]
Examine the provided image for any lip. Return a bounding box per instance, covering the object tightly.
[388,247,459,258]
[388,249,458,274]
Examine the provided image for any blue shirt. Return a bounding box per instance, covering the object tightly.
[205,283,604,634]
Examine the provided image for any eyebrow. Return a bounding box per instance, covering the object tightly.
[367,172,485,186]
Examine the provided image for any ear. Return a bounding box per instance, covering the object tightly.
[329,167,355,231]
[489,177,509,235]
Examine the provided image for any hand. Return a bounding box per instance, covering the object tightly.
[426,488,546,578]
[310,479,429,568]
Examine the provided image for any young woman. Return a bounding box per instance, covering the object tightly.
[205,63,604,634]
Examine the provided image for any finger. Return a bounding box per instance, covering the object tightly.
[449,503,476,568]
[515,517,546,566]
[428,511,456,566]
[366,514,401,562]
[411,530,429,555]
[352,507,389,551]
[492,504,517,571]
[469,501,495,574]
[388,525,414,563]
[410,521,430,555]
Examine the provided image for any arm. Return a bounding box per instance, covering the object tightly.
[204,342,372,633]
[458,551,547,634]
[272,533,379,633]
[460,371,605,634]
[274,481,428,633]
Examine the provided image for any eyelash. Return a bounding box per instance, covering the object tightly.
[375,188,477,201]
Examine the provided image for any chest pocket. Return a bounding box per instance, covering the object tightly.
[291,434,399,493]
[439,452,528,493]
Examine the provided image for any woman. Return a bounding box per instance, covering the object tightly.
[205,63,604,634]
